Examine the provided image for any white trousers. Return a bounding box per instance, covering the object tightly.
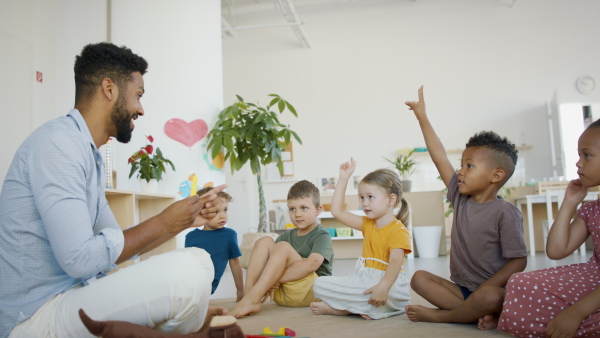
[9,247,214,338]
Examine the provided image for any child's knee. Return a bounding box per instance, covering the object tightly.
[255,236,276,247]
[273,241,293,252]
[472,285,504,310]
[410,270,429,289]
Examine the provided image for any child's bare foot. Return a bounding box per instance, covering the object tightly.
[477,314,499,330]
[199,306,228,332]
[309,302,351,316]
[405,305,443,322]
[230,297,262,318]
[79,309,165,338]
[360,314,373,320]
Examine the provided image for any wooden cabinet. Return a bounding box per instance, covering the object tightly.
[105,189,177,270]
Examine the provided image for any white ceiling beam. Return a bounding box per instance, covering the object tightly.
[221,16,238,37]
[276,0,311,48]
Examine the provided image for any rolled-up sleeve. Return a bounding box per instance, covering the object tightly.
[98,228,125,270]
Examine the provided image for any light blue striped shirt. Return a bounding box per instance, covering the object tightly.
[0,109,125,336]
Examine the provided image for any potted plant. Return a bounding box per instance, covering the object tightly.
[206,94,301,232]
[128,135,175,192]
[385,148,417,192]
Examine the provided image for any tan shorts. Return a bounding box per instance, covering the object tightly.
[273,272,318,307]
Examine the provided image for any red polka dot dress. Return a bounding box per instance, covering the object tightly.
[498,199,600,337]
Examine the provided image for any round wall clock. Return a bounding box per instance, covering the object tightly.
[576,75,596,95]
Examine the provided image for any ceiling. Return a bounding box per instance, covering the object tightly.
[220,0,517,48]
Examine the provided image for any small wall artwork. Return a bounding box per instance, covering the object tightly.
[201,144,224,172]
[164,118,208,148]
[319,177,336,192]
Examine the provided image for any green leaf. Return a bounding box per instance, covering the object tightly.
[278,99,285,113]
[285,101,297,117]
[223,135,233,150]
[227,130,240,138]
[128,164,138,179]
[268,97,280,109]
[290,130,302,145]
[255,113,266,124]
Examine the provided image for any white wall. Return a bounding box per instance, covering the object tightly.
[110,0,225,246]
[221,0,600,228]
[0,0,225,246]
[110,0,224,191]
[0,0,107,183]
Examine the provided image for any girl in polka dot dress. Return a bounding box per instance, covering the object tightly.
[498,119,600,337]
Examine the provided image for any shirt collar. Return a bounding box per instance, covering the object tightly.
[67,109,98,150]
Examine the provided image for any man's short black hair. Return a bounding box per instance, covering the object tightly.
[466,131,518,182]
[74,42,148,105]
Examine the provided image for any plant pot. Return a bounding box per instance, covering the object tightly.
[140,179,158,194]
[413,225,442,258]
[401,180,412,192]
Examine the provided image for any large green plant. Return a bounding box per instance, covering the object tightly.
[385,149,417,181]
[206,95,302,232]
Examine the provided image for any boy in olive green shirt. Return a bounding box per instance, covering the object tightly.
[231,180,334,317]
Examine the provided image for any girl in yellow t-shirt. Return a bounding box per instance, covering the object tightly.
[311,158,412,319]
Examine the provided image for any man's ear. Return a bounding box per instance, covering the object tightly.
[101,78,117,101]
[491,169,505,183]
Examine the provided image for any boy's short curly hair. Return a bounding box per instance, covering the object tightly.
[196,186,233,202]
[465,131,518,182]
[587,118,600,130]
[287,180,320,207]
[74,42,148,105]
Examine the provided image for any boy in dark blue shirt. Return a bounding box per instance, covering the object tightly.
[186,187,244,301]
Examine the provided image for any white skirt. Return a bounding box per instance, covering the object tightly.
[313,257,410,319]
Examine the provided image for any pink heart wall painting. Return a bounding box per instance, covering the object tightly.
[164,118,208,148]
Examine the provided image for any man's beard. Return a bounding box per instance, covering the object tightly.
[110,94,133,143]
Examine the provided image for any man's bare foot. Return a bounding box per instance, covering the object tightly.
[360,314,373,320]
[198,306,228,333]
[477,314,499,330]
[309,302,351,316]
[405,305,443,322]
[230,297,262,318]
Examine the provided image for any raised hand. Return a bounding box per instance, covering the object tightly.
[405,85,426,119]
[339,158,356,180]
